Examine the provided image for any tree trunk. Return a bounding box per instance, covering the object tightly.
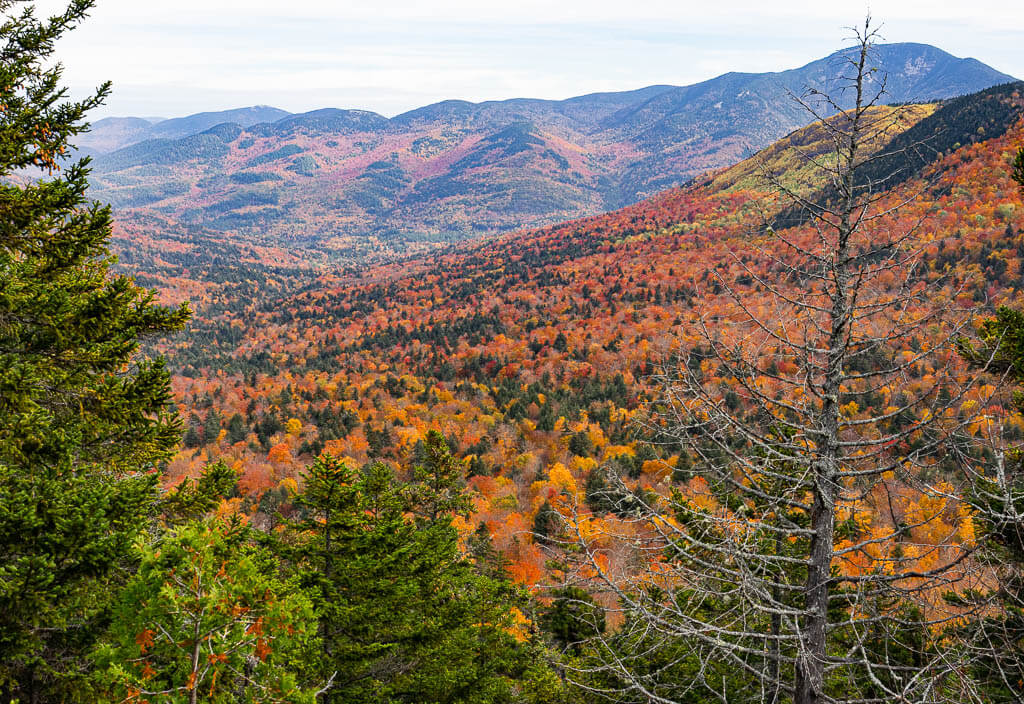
[768,534,783,704]
[794,28,864,698]
[796,469,837,704]
[797,248,849,702]
[321,503,334,704]
[190,635,202,704]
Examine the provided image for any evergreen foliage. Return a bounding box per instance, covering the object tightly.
[159,460,239,523]
[408,429,471,521]
[6,2,1023,702]
[95,518,317,704]
[957,304,1024,702]
[0,1,188,698]
[532,499,561,543]
[284,451,561,703]
[1013,146,1024,193]
[540,587,605,655]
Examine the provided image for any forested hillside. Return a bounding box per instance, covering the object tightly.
[137,77,1024,701]
[88,44,1013,259]
[5,1,1024,701]
[154,81,1024,588]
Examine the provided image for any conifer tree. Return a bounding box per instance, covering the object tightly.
[1011,147,1024,192]
[408,429,471,521]
[286,452,559,703]
[0,0,189,698]
[95,518,317,704]
[956,314,1024,701]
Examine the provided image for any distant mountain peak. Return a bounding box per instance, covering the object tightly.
[87,44,1017,251]
[77,106,293,154]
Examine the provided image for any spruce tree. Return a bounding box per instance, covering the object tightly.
[286,454,558,703]
[95,518,317,704]
[1012,146,1024,192]
[408,429,471,521]
[0,1,189,698]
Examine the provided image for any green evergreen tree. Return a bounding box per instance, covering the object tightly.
[95,518,317,704]
[0,1,189,698]
[183,414,202,449]
[202,408,222,445]
[532,499,560,544]
[285,453,560,703]
[158,460,239,524]
[408,429,470,521]
[568,431,593,458]
[536,401,556,432]
[1012,146,1024,193]
[467,522,510,580]
[540,586,605,655]
[583,466,617,514]
[226,412,248,445]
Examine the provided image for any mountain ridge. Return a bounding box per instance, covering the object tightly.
[85,43,1014,155]
[88,43,1016,259]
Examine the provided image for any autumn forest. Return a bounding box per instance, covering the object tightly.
[3,2,1024,703]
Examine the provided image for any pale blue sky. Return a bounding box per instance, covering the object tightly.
[40,0,1024,119]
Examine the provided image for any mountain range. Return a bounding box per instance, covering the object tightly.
[88,43,1015,258]
[146,80,1024,554]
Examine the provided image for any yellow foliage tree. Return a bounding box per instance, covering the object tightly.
[548,463,578,495]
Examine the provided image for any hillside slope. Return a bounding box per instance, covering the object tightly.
[94,44,1014,259]
[133,83,1024,579]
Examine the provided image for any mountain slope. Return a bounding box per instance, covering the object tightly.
[133,82,1024,584]
[92,44,1015,258]
[77,116,159,153]
[79,105,291,154]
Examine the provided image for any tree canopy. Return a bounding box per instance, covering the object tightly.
[0,0,188,698]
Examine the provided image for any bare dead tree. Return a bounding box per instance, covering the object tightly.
[560,18,998,704]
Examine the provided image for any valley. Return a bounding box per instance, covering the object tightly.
[147,82,1024,588]
[93,43,1012,260]
[6,4,1024,697]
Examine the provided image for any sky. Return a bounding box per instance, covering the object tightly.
[36,0,1024,120]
